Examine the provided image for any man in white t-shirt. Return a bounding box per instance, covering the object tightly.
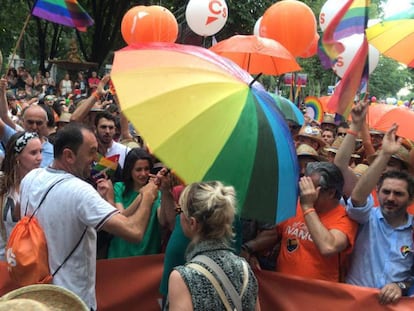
[19,123,159,310]
[94,110,129,168]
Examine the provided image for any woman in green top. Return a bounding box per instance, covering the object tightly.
[108,148,162,258]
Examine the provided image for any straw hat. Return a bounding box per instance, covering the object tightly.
[295,125,326,148]
[353,164,369,177]
[321,113,337,126]
[369,129,385,136]
[367,146,412,170]
[296,144,326,162]
[57,112,72,124]
[1,284,89,311]
[324,136,360,158]
[0,298,50,311]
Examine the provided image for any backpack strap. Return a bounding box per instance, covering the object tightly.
[0,194,6,242]
[25,177,69,219]
[191,255,244,311]
[22,176,85,277]
[52,226,87,276]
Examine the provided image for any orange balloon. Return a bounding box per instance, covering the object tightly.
[121,5,178,44]
[260,0,316,57]
[299,33,319,58]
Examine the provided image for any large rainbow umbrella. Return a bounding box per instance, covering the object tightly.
[112,43,299,224]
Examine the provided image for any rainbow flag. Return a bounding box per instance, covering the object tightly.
[304,96,324,123]
[91,154,119,180]
[32,0,94,32]
[319,0,370,117]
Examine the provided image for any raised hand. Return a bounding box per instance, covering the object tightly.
[381,123,401,157]
[350,100,369,129]
[299,176,320,211]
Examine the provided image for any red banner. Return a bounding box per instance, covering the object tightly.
[1,256,413,310]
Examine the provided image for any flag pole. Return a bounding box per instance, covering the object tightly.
[6,13,32,74]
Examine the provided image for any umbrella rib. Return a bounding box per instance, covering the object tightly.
[247,53,251,73]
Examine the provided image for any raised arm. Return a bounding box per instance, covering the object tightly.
[0,78,17,131]
[70,75,109,123]
[334,100,368,197]
[300,177,350,256]
[351,124,401,206]
[113,93,133,141]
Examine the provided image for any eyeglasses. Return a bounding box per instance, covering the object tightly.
[175,207,183,216]
[26,120,44,126]
[337,132,347,137]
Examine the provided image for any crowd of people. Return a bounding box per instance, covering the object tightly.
[0,66,413,310]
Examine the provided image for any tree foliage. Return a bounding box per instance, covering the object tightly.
[0,0,412,100]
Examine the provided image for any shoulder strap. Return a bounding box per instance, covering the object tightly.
[186,263,233,311]
[52,227,87,276]
[0,194,6,242]
[22,176,85,277]
[192,255,243,311]
[25,177,69,219]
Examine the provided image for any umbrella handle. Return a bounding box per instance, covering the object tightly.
[249,73,263,87]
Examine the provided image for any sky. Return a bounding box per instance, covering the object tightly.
[382,0,413,18]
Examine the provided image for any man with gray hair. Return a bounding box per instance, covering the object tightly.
[242,162,358,283]
[0,78,53,167]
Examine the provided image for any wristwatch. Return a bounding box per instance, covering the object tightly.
[396,282,408,296]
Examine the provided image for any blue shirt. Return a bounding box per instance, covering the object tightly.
[2,123,54,167]
[346,195,413,288]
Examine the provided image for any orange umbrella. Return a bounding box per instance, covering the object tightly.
[366,104,397,128]
[369,106,414,141]
[209,35,301,75]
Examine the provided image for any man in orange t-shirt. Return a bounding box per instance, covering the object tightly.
[242,162,358,282]
[276,202,357,282]
[275,162,358,282]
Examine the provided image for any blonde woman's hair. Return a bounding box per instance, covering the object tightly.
[179,181,236,243]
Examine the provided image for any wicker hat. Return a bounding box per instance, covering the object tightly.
[321,113,337,126]
[369,129,385,135]
[353,164,369,177]
[367,146,412,170]
[1,284,89,311]
[295,125,326,148]
[296,144,326,162]
[324,136,360,158]
[0,298,50,310]
[57,112,72,124]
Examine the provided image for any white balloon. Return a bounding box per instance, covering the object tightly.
[253,16,262,36]
[332,34,380,78]
[319,0,348,32]
[185,0,228,37]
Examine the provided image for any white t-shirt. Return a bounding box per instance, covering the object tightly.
[106,141,130,169]
[0,189,20,261]
[20,167,119,310]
